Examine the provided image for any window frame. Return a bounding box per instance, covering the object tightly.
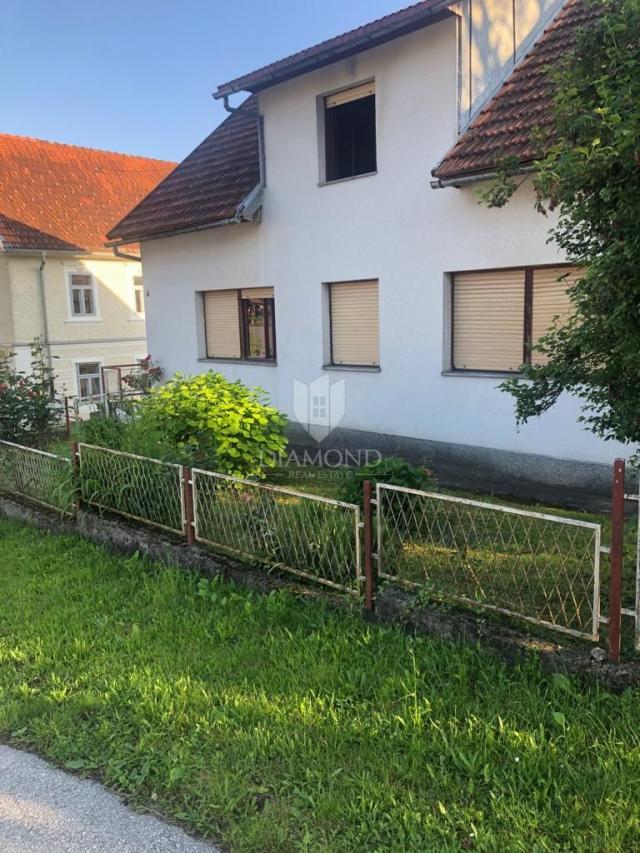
[449,263,577,375]
[319,80,377,185]
[75,360,103,400]
[202,288,277,364]
[68,271,99,320]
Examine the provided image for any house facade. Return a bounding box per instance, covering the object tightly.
[108,0,627,492]
[0,135,174,399]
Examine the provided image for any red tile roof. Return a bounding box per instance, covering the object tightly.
[0,134,175,253]
[432,0,604,182]
[215,0,453,99]
[108,97,261,244]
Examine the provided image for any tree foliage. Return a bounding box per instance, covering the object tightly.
[491,0,640,449]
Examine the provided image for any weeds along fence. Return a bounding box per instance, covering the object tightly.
[0,440,74,514]
[0,438,632,659]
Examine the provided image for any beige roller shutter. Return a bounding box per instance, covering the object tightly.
[240,287,274,299]
[326,81,375,109]
[204,290,241,359]
[330,280,379,366]
[531,267,578,365]
[453,270,525,371]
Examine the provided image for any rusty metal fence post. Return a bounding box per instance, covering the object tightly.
[363,480,376,611]
[182,465,195,546]
[609,458,625,663]
[71,441,81,513]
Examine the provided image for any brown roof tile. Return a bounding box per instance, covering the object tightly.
[108,97,260,244]
[432,0,604,182]
[215,0,452,98]
[0,134,174,253]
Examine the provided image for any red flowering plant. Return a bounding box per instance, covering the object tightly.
[119,356,163,395]
[0,339,62,447]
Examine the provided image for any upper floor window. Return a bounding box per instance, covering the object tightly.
[451,266,579,373]
[203,287,276,362]
[69,273,96,317]
[328,280,380,367]
[324,82,376,182]
[133,276,145,315]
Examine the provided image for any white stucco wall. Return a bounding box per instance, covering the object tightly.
[141,16,632,471]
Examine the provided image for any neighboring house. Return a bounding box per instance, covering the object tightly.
[0,135,174,400]
[108,0,626,492]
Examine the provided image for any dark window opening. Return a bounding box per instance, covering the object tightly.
[241,298,276,360]
[325,93,376,182]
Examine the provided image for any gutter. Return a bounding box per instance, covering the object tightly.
[112,245,141,262]
[430,164,534,189]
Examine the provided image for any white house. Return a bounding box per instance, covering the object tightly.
[108,0,626,493]
[0,134,174,400]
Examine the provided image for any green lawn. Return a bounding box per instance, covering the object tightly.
[1,520,640,851]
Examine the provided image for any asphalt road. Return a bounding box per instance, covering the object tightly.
[0,746,220,852]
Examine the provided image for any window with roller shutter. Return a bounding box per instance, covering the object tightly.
[329,280,380,367]
[451,266,580,373]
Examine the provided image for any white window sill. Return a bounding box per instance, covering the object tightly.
[441,370,523,379]
[65,317,103,323]
[198,358,278,367]
[322,364,381,373]
[318,171,377,187]
[128,315,145,322]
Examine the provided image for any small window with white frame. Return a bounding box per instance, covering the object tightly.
[69,273,97,317]
[133,276,145,315]
[76,362,103,400]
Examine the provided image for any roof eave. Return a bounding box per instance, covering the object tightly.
[430,162,535,189]
[214,4,455,98]
[106,184,264,247]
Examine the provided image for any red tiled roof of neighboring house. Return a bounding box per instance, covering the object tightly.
[432,0,604,182]
[215,0,453,98]
[108,97,261,244]
[0,134,175,253]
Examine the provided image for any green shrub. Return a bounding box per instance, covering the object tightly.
[133,372,288,478]
[0,340,62,447]
[339,456,435,506]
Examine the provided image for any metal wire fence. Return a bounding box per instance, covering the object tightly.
[77,443,184,535]
[376,484,602,640]
[0,440,74,514]
[192,469,361,593]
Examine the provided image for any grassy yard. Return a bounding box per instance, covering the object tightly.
[1,520,640,851]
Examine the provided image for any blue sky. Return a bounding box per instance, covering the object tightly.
[2,0,406,163]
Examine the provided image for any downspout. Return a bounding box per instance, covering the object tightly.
[37,251,53,372]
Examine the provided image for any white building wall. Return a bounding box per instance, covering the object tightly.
[5,254,147,396]
[142,17,632,473]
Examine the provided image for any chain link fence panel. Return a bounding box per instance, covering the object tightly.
[377,484,601,640]
[78,443,184,535]
[0,440,74,514]
[192,469,361,593]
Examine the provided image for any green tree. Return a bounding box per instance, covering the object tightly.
[488,0,640,451]
[0,339,61,447]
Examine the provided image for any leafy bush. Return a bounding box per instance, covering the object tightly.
[339,456,435,506]
[0,340,62,447]
[123,372,288,478]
